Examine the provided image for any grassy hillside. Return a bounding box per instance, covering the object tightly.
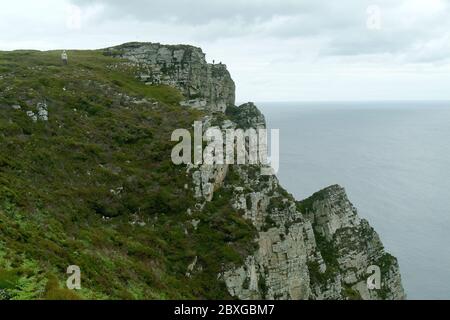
[0,50,256,299]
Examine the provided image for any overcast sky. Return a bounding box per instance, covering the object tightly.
[1,0,450,102]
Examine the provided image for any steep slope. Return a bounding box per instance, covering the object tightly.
[0,43,405,300]
[0,49,254,299]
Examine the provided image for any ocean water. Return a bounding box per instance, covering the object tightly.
[257,101,450,300]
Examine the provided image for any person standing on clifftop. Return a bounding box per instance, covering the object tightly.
[61,50,68,65]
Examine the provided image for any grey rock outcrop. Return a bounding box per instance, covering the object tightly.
[224,170,406,300]
[24,102,48,122]
[105,42,235,113]
[226,102,266,129]
[224,166,317,299]
[303,186,405,300]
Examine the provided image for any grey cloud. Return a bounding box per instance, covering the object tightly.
[70,0,450,60]
[70,0,318,25]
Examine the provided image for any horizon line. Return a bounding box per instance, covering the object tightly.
[239,99,450,104]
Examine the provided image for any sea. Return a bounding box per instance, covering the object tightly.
[257,101,450,300]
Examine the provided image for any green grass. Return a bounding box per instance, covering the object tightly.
[0,49,256,299]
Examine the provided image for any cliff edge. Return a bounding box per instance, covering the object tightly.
[112,42,405,300]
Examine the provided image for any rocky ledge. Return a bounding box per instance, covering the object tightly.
[105,42,235,113]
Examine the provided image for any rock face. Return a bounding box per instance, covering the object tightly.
[223,173,406,299]
[303,186,405,300]
[106,42,236,113]
[220,155,405,300]
[226,102,266,130]
[224,166,317,300]
[116,42,405,300]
